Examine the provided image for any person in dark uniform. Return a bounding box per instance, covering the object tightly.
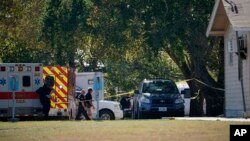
[85,88,95,119]
[120,96,131,110]
[36,84,52,119]
[75,89,90,120]
[35,76,54,120]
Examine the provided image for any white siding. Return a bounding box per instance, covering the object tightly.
[239,31,250,114]
[224,26,250,117]
[245,32,250,111]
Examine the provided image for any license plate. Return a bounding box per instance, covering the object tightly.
[158,107,167,112]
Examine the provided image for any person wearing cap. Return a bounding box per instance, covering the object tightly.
[85,88,95,119]
[75,89,90,120]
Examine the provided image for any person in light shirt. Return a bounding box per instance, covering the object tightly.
[75,89,90,120]
[85,88,95,119]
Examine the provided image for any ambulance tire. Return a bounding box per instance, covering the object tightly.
[99,110,115,120]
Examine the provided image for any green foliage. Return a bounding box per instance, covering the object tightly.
[105,51,182,93]
[40,0,90,66]
[0,0,47,63]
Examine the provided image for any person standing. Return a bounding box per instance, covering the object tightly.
[36,84,52,119]
[75,89,90,120]
[35,76,54,120]
[120,96,131,110]
[85,88,95,119]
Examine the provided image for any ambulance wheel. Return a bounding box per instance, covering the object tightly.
[100,110,115,120]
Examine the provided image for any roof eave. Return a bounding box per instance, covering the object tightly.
[208,31,225,36]
[206,0,221,37]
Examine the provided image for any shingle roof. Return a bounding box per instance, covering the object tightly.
[223,0,250,30]
[206,0,250,36]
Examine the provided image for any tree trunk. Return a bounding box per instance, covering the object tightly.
[67,53,76,119]
[165,37,224,116]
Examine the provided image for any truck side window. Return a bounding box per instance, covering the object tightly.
[23,76,31,87]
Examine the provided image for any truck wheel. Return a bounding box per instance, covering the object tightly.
[100,110,115,120]
[176,109,184,117]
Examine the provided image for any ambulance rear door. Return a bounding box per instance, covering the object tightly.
[8,64,42,116]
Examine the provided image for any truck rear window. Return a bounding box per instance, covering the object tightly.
[142,81,178,94]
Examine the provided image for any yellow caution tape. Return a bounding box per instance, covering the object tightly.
[177,78,225,91]
[103,78,224,99]
[104,92,133,99]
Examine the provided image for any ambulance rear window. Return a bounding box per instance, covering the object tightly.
[23,76,31,87]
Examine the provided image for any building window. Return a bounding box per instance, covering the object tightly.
[229,53,233,66]
[227,39,234,66]
[238,35,247,59]
[88,79,93,85]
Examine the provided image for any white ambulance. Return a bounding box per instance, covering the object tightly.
[0,64,123,120]
[0,63,43,117]
[75,72,124,120]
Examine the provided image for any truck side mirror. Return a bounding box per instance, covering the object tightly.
[134,90,139,94]
[181,90,186,94]
[182,88,191,98]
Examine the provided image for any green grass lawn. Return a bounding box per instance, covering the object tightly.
[0,119,248,141]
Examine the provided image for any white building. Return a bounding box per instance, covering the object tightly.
[206,0,250,117]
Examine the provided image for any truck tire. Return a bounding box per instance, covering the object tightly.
[176,109,184,117]
[100,110,115,120]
